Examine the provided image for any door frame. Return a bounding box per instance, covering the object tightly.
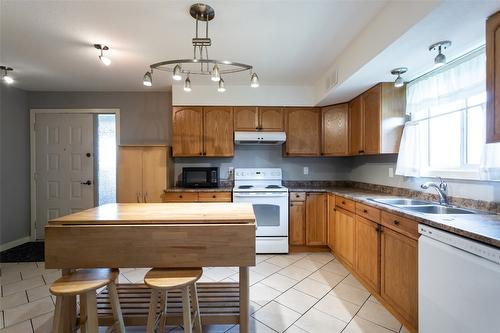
[30,108,120,240]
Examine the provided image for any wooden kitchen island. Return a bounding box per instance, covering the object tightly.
[45,203,256,332]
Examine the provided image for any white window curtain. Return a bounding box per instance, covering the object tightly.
[396,48,500,180]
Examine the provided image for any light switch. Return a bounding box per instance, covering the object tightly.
[303,167,309,175]
[388,167,394,178]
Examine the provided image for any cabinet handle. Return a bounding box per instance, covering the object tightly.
[359,150,365,154]
[342,201,346,205]
[136,192,140,203]
[179,195,183,198]
[393,220,400,226]
[143,192,148,203]
[295,194,300,198]
[376,226,383,233]
[199,152,203,155]
[363,209,368,213]
[212,195,216,198]
[255,127,259,130]
[290,203,294,207]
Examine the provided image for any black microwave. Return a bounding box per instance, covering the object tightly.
[182,167,219,188]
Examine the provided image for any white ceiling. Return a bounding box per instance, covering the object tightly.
[0,0,388,91]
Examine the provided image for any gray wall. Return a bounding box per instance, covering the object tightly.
[0,85,30,246]
[174,146,351,183]
[349,155,500,202]
[28,92,172,144]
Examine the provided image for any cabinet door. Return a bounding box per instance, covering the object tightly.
[355,216,380,292]
[285,108,321,156]
[349,96,363,155]
[289,201,306,245]
[234,107,258,131]
[142,147,167,203]
[259,107,284,131]
[172,107,203,156]
[322,104,349,156]
[305,193,327,245]
[363,85,381,154]
[334,208,355,268]
[117,147,143,203]
[327,194,335,250]
[487,11,500,143]
[203,107,234,156]
[381,227,418,330]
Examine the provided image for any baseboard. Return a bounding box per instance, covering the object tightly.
[289,245,330,252]
[0,236,31,252]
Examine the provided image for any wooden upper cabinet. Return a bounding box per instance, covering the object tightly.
[305,193,327,245]
[322,104,349,156]
[363,85,382,155]
[259,107,284,131]
[203,107,234,157]
[487,11,500,143]
[234,107,258,131]
[349,97,363,155]
[285,108,321,156]
[349,83,405,155]
[172,107,203,157]
[381,227,418,331]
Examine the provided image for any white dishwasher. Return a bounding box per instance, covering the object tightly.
[418,224,500,333]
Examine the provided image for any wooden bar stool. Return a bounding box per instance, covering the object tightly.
[49,268,125,333]
[144,268,203,333]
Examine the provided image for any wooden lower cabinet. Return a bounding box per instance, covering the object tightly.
[381,227,418,331]
[334,207,355,268]
[305,193,327,245]
[289,201,306,245]
[355,216,380,293]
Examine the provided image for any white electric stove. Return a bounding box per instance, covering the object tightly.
[232,168,289,253]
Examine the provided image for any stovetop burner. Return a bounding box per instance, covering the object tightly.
[238,185,254,189]
[266,185,281,189]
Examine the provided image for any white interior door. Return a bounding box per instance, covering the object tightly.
[35,113,94,239]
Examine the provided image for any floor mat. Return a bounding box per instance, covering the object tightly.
[0,242,44,262]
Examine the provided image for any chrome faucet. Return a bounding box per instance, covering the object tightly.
[421,178,448,205]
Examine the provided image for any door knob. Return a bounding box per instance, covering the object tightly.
[80,180,92,185]
[86,153,91,157]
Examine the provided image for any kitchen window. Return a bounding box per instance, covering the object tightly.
[396,47,500,180]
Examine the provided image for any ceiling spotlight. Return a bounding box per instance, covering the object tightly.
[94,44,111,66]
[143,71,152,87]
[211,64,221,82]
[172,64,182,81]
[391,67,407,88]
[218,77,226,92]
[184,75,192,92]
[250,72,260,88]
[429,41,451,68]
[0,66,14,84]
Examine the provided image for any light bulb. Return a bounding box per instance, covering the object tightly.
[394,75,404,88]
[250,73,259,88]
[143,71,152,87]
[218,78,226,92]
[184,76,192,92]
[434,52,446,67]
[173,64,182,81]
[99,55,111,66]
[3,75,14,84]
[211,64,220,82]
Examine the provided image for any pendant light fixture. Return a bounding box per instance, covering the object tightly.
[142,3,259,92]
[429,41,451,68]
[143,71,153,87]
[184,75,192,92]
[390,67,407,88]
[94,44,111,66]
[218,77,226,92]
[0,66,14,84]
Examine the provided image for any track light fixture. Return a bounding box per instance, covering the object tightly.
[429,41,451,68]
[143,71,153,87]
[390,67,407,88]
[218,77,226,92]
[94,44,111,66]
[250,72,259,88]
[184,75,192,92]
[0,66,14,84]
[172,64,182,81]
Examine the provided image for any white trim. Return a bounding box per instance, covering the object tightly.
[30,108,120,241]
[0,236,31,252]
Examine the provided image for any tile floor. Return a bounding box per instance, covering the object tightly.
[0,252,411,333]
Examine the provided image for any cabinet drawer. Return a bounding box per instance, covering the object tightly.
[356,202,381,223]
[290,192,306,201]
[163,192,199,202]
[381,211,419,240]
[199,192,232,202]
[335,196,355,212]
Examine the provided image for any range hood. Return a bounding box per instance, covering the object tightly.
[234,131,286,145]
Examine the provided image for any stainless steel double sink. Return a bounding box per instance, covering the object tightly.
[368,198,484,215]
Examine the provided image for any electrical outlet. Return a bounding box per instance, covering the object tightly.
[303,167,309,175]
[388,167,394,178]
[228,167,234,179]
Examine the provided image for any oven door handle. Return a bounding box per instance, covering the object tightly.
[233,193,288,198]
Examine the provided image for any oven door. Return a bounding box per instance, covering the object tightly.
[233,192,288,237]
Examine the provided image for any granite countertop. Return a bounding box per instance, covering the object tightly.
[164,187,233,193]
[288,186,500,249]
